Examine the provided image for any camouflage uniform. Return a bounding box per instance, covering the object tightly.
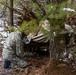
[2,31,28,68]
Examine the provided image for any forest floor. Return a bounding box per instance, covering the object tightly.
[0,47,76,75]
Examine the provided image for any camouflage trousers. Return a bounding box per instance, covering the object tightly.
[2,48,29,68]
[11,56,28,68]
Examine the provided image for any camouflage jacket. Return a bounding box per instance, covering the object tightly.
[2,31,26,61]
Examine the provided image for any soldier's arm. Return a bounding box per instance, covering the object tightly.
[16,35,26,58]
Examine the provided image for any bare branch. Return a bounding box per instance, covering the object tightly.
[0,2,24,16]
[32,0,46,16]
[19,1,37,20]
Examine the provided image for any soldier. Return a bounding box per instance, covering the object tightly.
[2,31,30,69]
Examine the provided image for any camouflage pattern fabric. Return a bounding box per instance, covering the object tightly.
[2,31,28,68]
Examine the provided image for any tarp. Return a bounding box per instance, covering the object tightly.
[27,20,75,43]
[65,24,74,33]
[27,20,50,43]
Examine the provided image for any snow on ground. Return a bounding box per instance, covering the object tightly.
[63,8,75,12]
[0,27,4,31]
[0,18,9,45]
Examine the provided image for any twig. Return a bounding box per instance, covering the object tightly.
[19,1,37,20]
[0,2,24,16]
[32,0,46,16]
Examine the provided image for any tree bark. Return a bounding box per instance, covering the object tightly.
[49,19,56,60]
[10,0,13,26]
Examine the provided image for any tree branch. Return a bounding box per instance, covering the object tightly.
[0,2,24,16]
[19,1,38,20]
[32,0,46,16]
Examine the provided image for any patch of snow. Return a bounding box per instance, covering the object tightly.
[0,41,5,44]
[13,14,21,17]
[15,7,23,10]
[0,27,4,31]
[0,57,2,61]
[0,18,9,45]
[0,41,5,45]
[0,31,9,37]
[63,8,75,12]
[53,32,56,36]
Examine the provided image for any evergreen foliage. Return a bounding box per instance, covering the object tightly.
[19,1,69,37]
[18,20,39,35]
[2,0,75,39]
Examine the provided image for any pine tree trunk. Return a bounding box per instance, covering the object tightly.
[49,20,57,60]
[48,0,60,60]
[10,0,13,26]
